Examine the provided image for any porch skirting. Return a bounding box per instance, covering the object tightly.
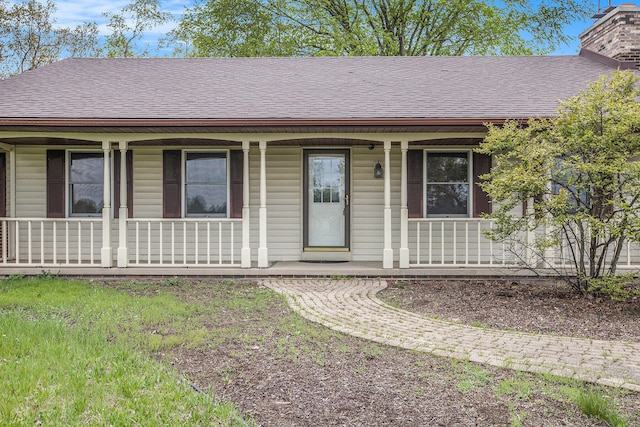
[0,262,565,279]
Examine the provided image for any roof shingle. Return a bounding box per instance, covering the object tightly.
[0,56,620,123]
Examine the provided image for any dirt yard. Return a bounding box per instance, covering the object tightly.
[146,279,640,426]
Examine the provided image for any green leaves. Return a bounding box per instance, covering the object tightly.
[0,0,99,78]
[171,0,591,57]
[477,71,640,295]
[103,0,173,58]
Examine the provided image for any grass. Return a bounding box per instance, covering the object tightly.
[1,277,638,426]
[451,359,493,393]
[0,277,252,426]
[494,373,534,400]
[573,389,628,427]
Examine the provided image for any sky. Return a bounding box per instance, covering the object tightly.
[6,0,628,56]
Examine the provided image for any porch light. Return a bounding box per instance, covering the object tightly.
[374,161,383,179]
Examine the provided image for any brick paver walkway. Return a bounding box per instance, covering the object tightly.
[264,278,640,392]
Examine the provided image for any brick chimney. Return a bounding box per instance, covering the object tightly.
[580,4,640,69]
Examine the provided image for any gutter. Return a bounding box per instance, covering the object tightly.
[0,117,530,128]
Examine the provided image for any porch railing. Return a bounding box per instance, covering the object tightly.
[0,218,102,266]
[409,218,523,267]
[409,218,640,269]
[126,218,242,267]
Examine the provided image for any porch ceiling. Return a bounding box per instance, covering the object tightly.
[0,124,489,143]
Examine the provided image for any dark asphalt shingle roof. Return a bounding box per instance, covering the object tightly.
[0,56,619,122]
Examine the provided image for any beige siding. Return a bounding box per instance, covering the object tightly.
[251,147,302,261]
[351,146,390,261]
[131,148,163,218]
[15,146,48,217]
[9,142,640,268]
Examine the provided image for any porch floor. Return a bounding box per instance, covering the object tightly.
[0,261,552,279]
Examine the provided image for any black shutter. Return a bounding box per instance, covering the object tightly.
[229,150,243,219]
[163,150,181,218]
[114,150,134,218]
[407,150,423,218]
[0,153,6,218]
[0,152,5,256]
[473,152,491,217]
[46,150,65,218]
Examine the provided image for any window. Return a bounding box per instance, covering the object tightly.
[551,161,588,214]
[425,152,470,217]
[311,156,344,203]
[69,152,104,216]
[185,152,227,216]
[46,150,133,218]
[407,149,490,219]
[164,150,242,219]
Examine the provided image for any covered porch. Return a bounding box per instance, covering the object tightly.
[0,131,504,270]
[1,132,640,274]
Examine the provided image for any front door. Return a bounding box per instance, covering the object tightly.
[304,150,350,249]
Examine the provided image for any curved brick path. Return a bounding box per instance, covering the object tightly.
[264,278,640,392]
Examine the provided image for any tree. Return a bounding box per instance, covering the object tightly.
[171,0,299,57]
[0,0,99,78]
[171,0,591,57]
[476,70,640,298]
[104,0,172,58]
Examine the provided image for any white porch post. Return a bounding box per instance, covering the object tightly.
[258,140,268,268]
[101,141,113,267]
[117,141,128,267]
[399,140,409,268]
[383,140,393,268]
[241,141,251,268]
[8,146,16,259]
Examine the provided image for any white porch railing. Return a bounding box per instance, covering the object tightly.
[409,218,523,267]
[126,218,242,267]
[0,218,102,266]
[545,226,640,270]
[409,218,640,269]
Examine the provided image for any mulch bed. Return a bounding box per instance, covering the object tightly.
[130,279,639,426]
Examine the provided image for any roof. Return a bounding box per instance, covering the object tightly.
[0,55,621,127]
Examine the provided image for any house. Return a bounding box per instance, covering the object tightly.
[0,5,639,275]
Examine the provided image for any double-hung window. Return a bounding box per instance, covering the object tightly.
[69,152,104,216]
[184,152,228,217]
[46,149,132,219]
[407,148,491,219]
[163,149,242,219]
[425,151,471,217]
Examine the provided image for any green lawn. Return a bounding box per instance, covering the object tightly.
[0,277,252,426]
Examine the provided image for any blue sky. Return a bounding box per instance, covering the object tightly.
[7,0,625,56]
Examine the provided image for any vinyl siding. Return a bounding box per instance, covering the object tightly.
[16,146,49,217]
[251,147,302,261]
[10,143,639,267]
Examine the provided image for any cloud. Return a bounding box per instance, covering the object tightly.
[7,0,188,34]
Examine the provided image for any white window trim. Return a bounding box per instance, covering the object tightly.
[181,149,230,218]
[423,148,473,218]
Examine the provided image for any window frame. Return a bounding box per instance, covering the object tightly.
[66,150,106,218]
[182,150,230,218]
[423,149,473,218]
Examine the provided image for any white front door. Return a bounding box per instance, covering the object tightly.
[304,150,350,249]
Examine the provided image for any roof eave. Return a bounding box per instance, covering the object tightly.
[0,117,538,128]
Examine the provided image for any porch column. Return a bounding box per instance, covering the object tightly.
[101,141,113,267]
[9,146,16,259]
[241,141,251,268]
[383,140,393,268]
[399,140,409,268]
[117,141,128,267]
[258,140,268,268]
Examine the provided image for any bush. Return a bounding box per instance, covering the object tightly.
[587,274,640,302]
